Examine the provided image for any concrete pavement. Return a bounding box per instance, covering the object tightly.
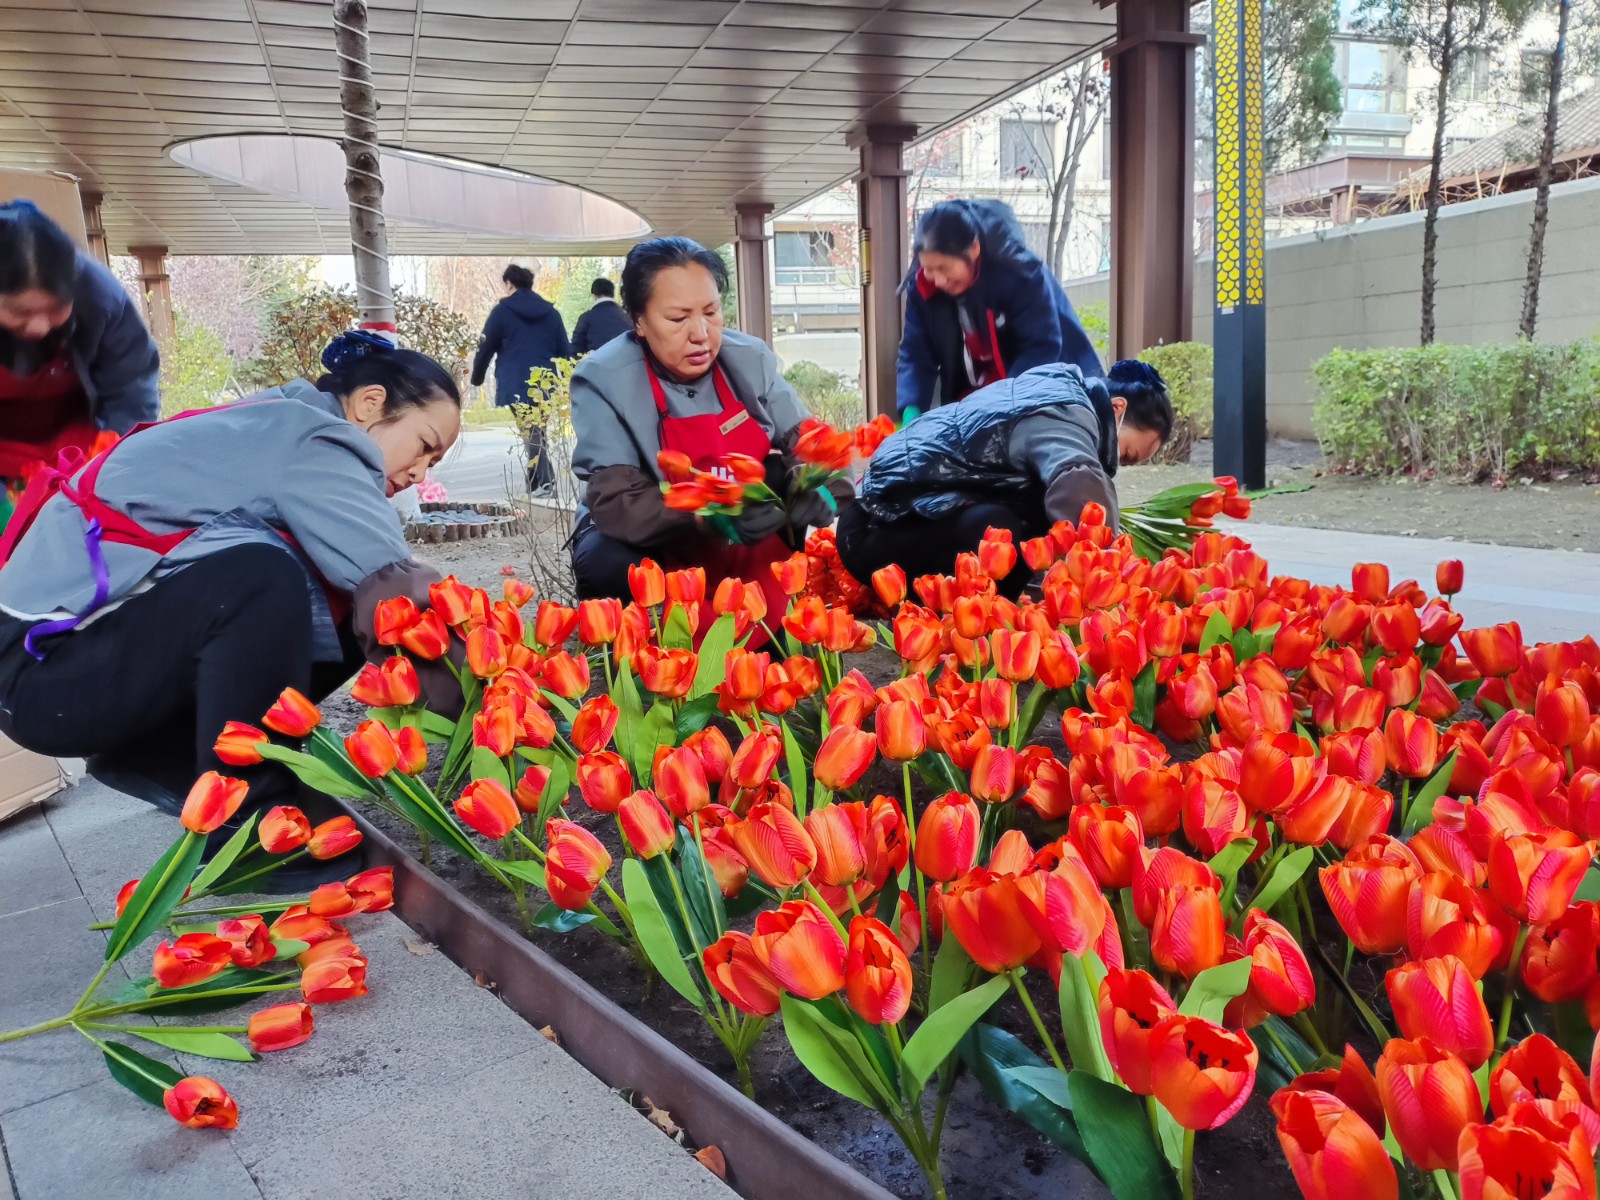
[0,779,734,1200]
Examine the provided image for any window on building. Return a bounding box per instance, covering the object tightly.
[915,133,964,180]
[999,118,1056,182]
[1519,47,1553,95]
[1328,132,1407,150]
[1450,48,1494,102]
[773,230,837,284]
[1017,221,1052,261]
[1341,41,1407,114]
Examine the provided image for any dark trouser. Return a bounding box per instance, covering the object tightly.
[571,521,651,602]
[0,544,363,807]
[835,498,1044,600]
[525,424,554,492]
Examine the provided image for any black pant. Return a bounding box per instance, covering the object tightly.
[571,522,650,602]
[525,424,554,492]
[0,544,363,806]
[835,498,1043,600]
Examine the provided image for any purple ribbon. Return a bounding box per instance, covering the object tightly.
[25,517,110,660]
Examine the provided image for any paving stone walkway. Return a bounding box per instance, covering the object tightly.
[0,778,735,1200]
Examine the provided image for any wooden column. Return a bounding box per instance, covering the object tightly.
[129,244,174,347]
[80,190,110,267]
[1107,0,1202,360]
[848,124,915,421]
[733,203,774,344]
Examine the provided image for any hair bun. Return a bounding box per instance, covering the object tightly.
[1110,358,1167,392]
[0,198,44,219]
[321,329,394,373]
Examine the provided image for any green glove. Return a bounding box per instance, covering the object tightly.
[901,406,922,427]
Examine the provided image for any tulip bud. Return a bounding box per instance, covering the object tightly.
[654,745,710,819]
[545,819,611,910]
[213,721,268,766]
[571,695,620,754]
[804,803,870,888]
[914,792,981,881]
[576,597,622,645]
[262,687,321,737]
[179,771,249,835]
[814,724,877,792]
[619,789,676,859]
[1461,622,1523,678]
[513,763,552,814]
[454,779,519,840]
[1376,1038,1482,1171]
[844,916,914,1025]
[628,559,666,608]
[163,1076,239,1129]
[259,805,312,854]
[1436,559,1464,596]
[247,1002,315,1053]
[871,564,907,609]
[345,719,400,778]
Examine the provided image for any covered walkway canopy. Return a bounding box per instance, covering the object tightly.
[0,0,1199,408]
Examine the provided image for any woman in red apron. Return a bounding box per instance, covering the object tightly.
[0,200,160,527]
[568,237,848,622]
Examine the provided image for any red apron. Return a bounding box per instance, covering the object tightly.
[0,345,100,481]
[0,403,351,659]
[646,357,793,628]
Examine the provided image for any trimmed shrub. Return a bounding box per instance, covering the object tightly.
[1312,340,1600,478]
[1138,342,1213,465]
[1077,300,1110,361]
[784,360,866,429]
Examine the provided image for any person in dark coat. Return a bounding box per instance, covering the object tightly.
[570,278,631,355]
[0,200,161,511]
[470,263,570,495]
[838,359,1171,599]
[895,199,1102,423]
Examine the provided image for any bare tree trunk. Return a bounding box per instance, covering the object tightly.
[1519,0,1570,340]
[333,0,395,332]
[1419,0,1457,346]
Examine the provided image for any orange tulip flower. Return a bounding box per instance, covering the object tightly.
[1024,843,1108,958]
[1069,803,1143,889]
[1148,880,1226,979]
[1384,709,1441,779]
[771,552,810,597]
[1150,1014,1259,1130]
[1270,1089,1398,1200]
[1376,1037,1483,1171]
[1489,829,1595,925]
[1371,604,1422,656]
[531,599,577,648]
[464,626,509,680]
[345,719,400,778]
[1351,562,1391,604]
[969,743,1020,804]
[1406,872,1505,980]
[351,656,422,709]
[576,597,623,645]
[845,915,914,1025]
[1228,910,1316,1029]
[872,564,907,608]
[1461,622,1523,678]
[1490,1034,1590,1117]
[1320,840,1420,955]
[570,695,620,754]
[179,771,249,835]
[1520,903,1600,1003]
[398,608,451,660]
[1386,956,1494,1068]
[1457,1116,1597,1200]
[728,801,817,889]
[545,819,612,910]
[750,900,846,1000]
[1323,728,1388,784]
[628,559,666,608]
[576,750,631,814]
[262,686,322,737]
[471,703,517,758]
[247,1002,314,1053]
[654,745,710,819]
[703,930,782,1016]
[300,954,369,1004]
[637,645,697,700]
[259,805,311,854]
[152,932,232,989]
[512,763,551,815]
[373,595,420,645]
[454,778,520,840]
[213,721,268,766]
[729,726,783,789]
[1098,968,1177,1095]
[538,651,590,701]
[163,1076,239,1129]
[619,789,676,859]
[345,867,394,914]
[214,915,274,968]
[1537,677,1593,748]
[428,575,477,626]
[309,880,357,919]
[875,699,927,763]
[1279,1045,1387,1139]
[914,791,981,882]
[992,629,1041,683]
[941,868,1044,974]
[1323,780,1396,852]
[814,724,877,792]
[1036,630,1082,689]
[805,803,870,888]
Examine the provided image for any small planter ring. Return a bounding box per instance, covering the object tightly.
[351,812,895,1200]
[404,501,531,544]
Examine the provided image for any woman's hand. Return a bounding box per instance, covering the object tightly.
[788,489,837,531]
[728,502,787,545]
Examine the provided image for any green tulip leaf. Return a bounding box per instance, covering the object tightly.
[186,813,261,897]
[1576,868,1600,904]
[1198,609,1235,653]
[101,1039,184,1108]
[531,903,597,934]
[779,995,896,1111]
[690,613,740,700]
[676,828,726,942]
[1250,845,1316,919]
[1058,951,1115,1083]
[1132,660,1157,729]
[1177,956,1253,1023]
[622,858,703,1009]
[660,603,695,651]
[674,693,722,738]
[104,832,207,965]
[928,936,973,1015]
[1068,1071,1182,1200]
[1003,1065,1072,1109]
[498,858,547,888]
[900,973,1010,1093]
[125,1027,258,1063]
[960,1024,1087,1160]
[781,719,810,815]
[611,661,648,778]
[1402,751,1458,836]
[470,745,513,791]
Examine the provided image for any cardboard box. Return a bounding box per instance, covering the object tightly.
[0,731,65,823]
[0,167,89,249]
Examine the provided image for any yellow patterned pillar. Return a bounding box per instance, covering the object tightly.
[1212,0,1267,488]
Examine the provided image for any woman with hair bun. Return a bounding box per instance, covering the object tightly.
[0,332,462,879]
[896,198,1102,423]
[0,199,160,511]
[568,235,848,617]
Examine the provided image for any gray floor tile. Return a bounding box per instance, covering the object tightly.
[1,1078,260,1200]
[0,814,78,920]
[42,781,185,926]
[249,1045,734,1200]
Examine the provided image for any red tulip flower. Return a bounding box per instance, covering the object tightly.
[1320,841,1420,956]
[215,915,274,968]
[727,801,817,889]
[1375,1037,1483,1171]
[845,916,914,1025]
[875,699,927,763]
[454,778,519,840]
[1227,910,1316,1029]
[152,933,232,989]
[1278,1045,1387,1139]
[179,771,249,835]
[1436,559,1464,596]
[1461,623,1523,678]
[163,1076,239,1129]
[576,597,622,645]
[1150,1014,1259,1130]
[545,819,612,911]
[1406,871,1505,980]
[1457,1117,1597,1200]
[913,791,981,881]
[262,687,321,737]
[618,789,676,860]
[804,803,870,888]
[259,805,311,854]
[941,868,1044,974]
[213,721,268,766]
[703,930,781,1016]
[1520,903,1600,1003]
[1386,956,1494,1068]
[750,900,846,1000]
[345,719,400,778]
[570,695,620,754]
[1488,829,1595,925]
[1490,1034,1591,1116]
[871,564,907,608]
[1384,709,1441,779]
[247,1002,314,1053]
[300,954,368,1004]
[1099,968,1177,1095]
[1537,677,1593,748]
[814,724,877,792]
[1270,1089,1398,1200]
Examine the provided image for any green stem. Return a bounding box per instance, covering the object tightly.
[0,1014,78,1043]
[903,764,932,986]
[1008,970,1068,1074]
[87,1022,246,1035]
[1433,1169,1459,1200]
[690,816,724,936]
[1233,842,1287,921]
[1180,1128,1196,1200]
[189,847,309,901]
[84,830,199,1008]
[1291,1012,1331,1061]
[1496,925,1532,1050]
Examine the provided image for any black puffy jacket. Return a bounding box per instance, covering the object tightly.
[470,288,571,405]
[857,363,1118,522]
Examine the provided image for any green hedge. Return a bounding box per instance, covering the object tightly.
[1312,341,1600,478]
[1138,342,1213,464]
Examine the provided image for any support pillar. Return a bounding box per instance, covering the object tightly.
[848,123,915,421]
[1106,0,1202,360]
[80,191,110,267]
[733,203,774,345]
[1211,0,1267,490]
[129,245,174,347]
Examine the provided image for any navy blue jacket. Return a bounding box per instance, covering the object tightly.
[0,252,160,434]
[469,288,571,406]
[895,200,1102,415]
[570,298,631,356]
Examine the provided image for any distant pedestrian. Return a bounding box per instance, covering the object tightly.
[570,278,631,355]
[470,263,570,496]
[895,199,1102,424]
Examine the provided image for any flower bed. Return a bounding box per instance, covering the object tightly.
[220,488,1600,1200]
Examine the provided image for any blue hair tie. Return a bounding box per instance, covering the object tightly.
[321,329,394,372]
[0,198,43,220]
